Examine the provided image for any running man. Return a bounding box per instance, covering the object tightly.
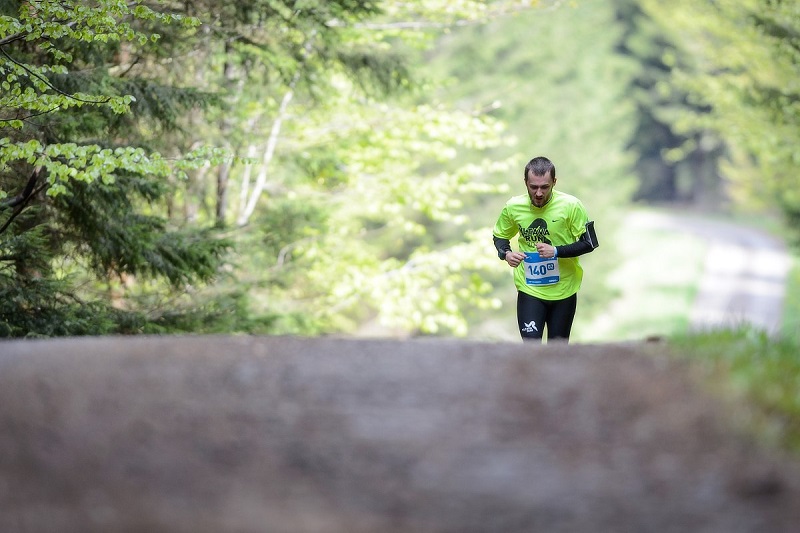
[492,156,598,342]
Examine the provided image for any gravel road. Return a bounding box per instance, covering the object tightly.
[631,210,791,335]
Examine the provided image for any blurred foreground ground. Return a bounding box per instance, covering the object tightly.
[2,335,800,532]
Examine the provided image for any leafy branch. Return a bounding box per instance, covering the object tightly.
[0,46,113,107]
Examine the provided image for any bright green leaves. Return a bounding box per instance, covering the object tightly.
[10,0,198,49]
[0,140,165,196]
[0,1,201,196]
[321,231,503,336]
[244,71,513,335]
[0,2,226,337]
[0,138,42,167]
[0,140,233,199]
[0,1,187,122]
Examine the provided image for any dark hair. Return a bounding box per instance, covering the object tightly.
[523,156,556,181]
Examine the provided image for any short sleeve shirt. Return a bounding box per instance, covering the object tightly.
[493,190,589,300]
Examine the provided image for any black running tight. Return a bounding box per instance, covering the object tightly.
[516,291,577,342]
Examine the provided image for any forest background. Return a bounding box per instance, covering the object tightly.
[2,0,799,343]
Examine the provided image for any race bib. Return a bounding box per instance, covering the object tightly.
[523,252,560,285]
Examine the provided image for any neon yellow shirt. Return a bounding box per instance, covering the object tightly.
[492,190,589,300]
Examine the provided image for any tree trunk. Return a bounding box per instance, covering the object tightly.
[215,41,237,227]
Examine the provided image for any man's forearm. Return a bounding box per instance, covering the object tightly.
[493,236,512,260]
[555,236,594,258]
[495,231,596,260]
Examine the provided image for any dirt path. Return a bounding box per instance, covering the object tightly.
[635,210,791,334]
[2,335,800,532]
[584,209,792,341]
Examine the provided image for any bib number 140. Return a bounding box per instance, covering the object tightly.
[528,263,551,276]
[523,252,560,286]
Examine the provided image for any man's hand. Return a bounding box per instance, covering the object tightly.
[504,251,525,267]
[535,243,556,259]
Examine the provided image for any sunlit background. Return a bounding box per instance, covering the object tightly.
[1,0,798,342]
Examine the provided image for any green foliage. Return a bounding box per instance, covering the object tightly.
[0,1,214,193]
[615,0,725,203]
[5,0,511,338]
[669,328,800,453]
[782,256,800,343]
[0,222,146,337]
[56,178,230,285]
[637,0,800,236]
[0,0,231,337]
[0,0,197,123]
[419,1,640,334]
[0,277,115,337]
[224,87,513,336]
[144,289,281,335]
[155,1,538,337]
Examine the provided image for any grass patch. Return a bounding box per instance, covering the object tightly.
[669,327,800,454]
[781,255,800,343]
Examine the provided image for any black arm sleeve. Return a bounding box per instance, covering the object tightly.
[493,235,512,260]
[555,233,595,258]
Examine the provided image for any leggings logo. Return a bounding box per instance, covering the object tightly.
[522,321,538,333]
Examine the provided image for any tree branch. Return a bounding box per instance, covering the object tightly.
[0,46,112,106]
[0,31,29,47]
[0,168,40,211]
[236,31,318,227]
[0,168,45,235]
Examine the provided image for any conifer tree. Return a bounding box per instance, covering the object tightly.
[636,0,800,229]
[0,0,228,336]
[1,0,561,338]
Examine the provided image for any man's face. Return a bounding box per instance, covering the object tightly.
[526,171,555,208]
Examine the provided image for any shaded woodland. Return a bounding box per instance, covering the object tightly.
[1,0,798,338]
